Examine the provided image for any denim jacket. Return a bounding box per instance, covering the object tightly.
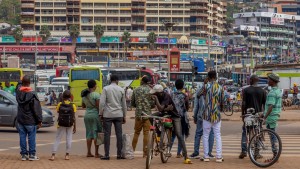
[193,84,205,122]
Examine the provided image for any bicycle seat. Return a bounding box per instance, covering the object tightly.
[246,108,256,115]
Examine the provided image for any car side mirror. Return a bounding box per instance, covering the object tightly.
[3,99,11,104]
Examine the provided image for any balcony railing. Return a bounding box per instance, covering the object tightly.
[21,12,35,15]
[21,20,35,24]
[67,5,80,8]
[67,12,80,15]
[132,21,145,25]
[132,12,145,16]
[21,4,35,8]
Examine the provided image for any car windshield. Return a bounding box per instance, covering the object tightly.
[37,87,47,93]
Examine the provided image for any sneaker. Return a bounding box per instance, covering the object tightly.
[203,158,210,162]
[21,154,28,161]
[208,153,215,158]
[216,158,224,163]
[176,154,183,158]
[189,153,200,159]
[239,152,247,159]
[29,155,40,161]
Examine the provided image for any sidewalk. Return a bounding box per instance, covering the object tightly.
[46,105,300,122]
[0,153,296,169]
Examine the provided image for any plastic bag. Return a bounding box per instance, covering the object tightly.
[121,134,134,159]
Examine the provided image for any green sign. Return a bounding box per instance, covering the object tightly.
[100,37,120,43]
[191,38,206,45]
[2,36,15,43]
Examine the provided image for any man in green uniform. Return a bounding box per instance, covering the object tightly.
[4,81,16,95]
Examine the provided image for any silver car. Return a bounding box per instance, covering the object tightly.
[0,90,54,128]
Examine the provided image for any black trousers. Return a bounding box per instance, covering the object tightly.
[103,117,123,157]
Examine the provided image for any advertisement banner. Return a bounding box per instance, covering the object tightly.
[100,37,120,43]
[240,25,260,32]
[169,48,180,72]
[47,37,60,43]
[2,36,15,43]
[271,17,285,25]
[191,39,207,45]
[0,46,62,52]
[156,38,177,44]
[22,37,42,43]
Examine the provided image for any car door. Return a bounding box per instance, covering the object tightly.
[0,94,15,126]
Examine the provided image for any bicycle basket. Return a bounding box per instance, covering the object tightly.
[162,118,173,128]
[244,114,258,127]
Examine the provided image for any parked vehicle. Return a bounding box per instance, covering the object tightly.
[36,85,65,102]
[51,77,69,88]
[0,90,54,128]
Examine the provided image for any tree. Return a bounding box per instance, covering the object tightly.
[94,25,105,56]
[39,25,51,45]
[122,31,131,61]
[12,27,23,45]
[0,0,21,25]
[147,32,157,50]
[68,25,80,46]
[225,3,241,34]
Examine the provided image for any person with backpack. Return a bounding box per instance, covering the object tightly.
[82,79,102,158]
[170,79,190,158]
[49,90,76,161]
[16,75,43,161]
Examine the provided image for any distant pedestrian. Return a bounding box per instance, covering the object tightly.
[131,76,154,158]
[4,80,16,95]
[202,71,225,162]
[16,75,43,161]
[49,90,76,161]
[82,79,102,158]
[126,86,133,111]
[263,73,282,162]
[99,75,127,160]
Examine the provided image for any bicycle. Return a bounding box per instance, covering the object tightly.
[223,101,233,116]
[141,113,173,169]
[243,108,282,168]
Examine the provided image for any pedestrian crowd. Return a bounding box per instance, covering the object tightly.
[13,71,282,165]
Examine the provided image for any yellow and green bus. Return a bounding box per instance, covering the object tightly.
[0,68,23,89]
[69,67,102,106]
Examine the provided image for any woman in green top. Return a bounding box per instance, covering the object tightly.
[82,79,102,158]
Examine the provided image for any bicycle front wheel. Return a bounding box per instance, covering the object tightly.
[160,128,172,163]
[224,107,233,116]
[146,131,155,169]
[248,129,282,168]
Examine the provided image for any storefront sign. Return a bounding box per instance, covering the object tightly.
[22,37,42,43]
[191,39,207,45]
[100,37,120,43]
[240,25,260,32]
[60,37,72,43]
[132,50,166,56]
[78,37,97,43]
[131,37,147,43]
[2,36,15,43]
[156,38,177,44]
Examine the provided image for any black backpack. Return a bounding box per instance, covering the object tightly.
[58,102,75,127]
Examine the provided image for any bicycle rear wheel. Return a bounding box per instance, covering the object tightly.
[232,103,240,113]
[160,128,172,163]
[223,106,233,116]
[146,131,155,169]
[248,129,282,168]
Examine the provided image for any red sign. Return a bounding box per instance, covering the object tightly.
[169,47,180,72]
[0,46,63,53]
[22,37,42,43]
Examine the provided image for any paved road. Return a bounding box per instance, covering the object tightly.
[0,116,299,158]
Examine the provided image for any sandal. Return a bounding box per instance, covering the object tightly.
[184,158,193,164]
[49,155,55,161]
[86,154,94,157]
[65,154,70,160]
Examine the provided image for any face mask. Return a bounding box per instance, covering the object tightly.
[268,86,272,91]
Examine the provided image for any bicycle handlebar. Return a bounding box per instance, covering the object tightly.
[141,112,171,120]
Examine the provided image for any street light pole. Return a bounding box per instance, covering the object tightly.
[58,37,60,67]
[34,33,38,90]
[163,21,175,83]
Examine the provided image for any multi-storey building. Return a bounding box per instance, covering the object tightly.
[20,0,227,37]
[233,10,299,64]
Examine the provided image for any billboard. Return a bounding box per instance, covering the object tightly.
[131,37,147,43]
[22,37,42,43]
[78,37,97,43]
[271,17,285,25]
[191,39,207,45]
[1,36,15,43]
[169,48,180,72]
[0,46,62,52]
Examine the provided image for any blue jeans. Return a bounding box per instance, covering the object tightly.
[266,124,278,155]
[17,124,37,156]
[241,125,247,153]
[193,119,214,156]
[171,131,186,155]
